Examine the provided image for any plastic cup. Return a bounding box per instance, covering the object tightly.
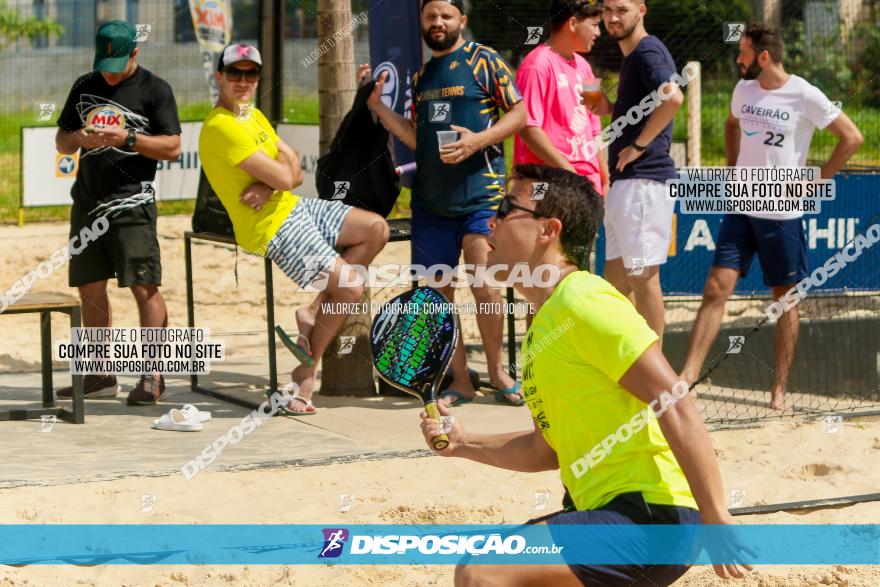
[437,130,459,153]
[581,79,602,108]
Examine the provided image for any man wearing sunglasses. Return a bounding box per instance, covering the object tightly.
[421,164,752,585]
[199,43,389,416]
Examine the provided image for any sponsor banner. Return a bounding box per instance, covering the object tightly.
[188,0,232,104]
[596,173,880,294]
[21,123,320,208]
[0,524,878,565]
[275,124,320,198]
[368,0,422,185]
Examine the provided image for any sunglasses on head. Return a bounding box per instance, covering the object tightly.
[495,196,549,220]
[224,67,261,82]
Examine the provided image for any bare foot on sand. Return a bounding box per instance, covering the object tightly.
[770,390,788,412]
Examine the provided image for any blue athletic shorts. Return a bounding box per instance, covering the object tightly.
[410,204,496,272]
[535,492,701,586]
[713,214,807,287]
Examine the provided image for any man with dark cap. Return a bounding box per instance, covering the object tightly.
[358,0,527,408]
[55,20,182,405]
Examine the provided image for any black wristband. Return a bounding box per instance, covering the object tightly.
[631,141,647,152]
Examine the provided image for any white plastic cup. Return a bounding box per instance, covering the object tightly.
[437,130,459,152]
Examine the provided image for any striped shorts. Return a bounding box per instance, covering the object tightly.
[265,198,352,289]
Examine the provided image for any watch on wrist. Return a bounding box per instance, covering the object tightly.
[631,141,647,152]
[125,128,137,149]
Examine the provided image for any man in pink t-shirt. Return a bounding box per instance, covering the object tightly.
[515,0,606,195]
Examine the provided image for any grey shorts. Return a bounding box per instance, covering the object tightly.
[265,198,352,288]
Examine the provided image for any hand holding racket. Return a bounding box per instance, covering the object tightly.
[370,287,459,450]
[419,400,466,455]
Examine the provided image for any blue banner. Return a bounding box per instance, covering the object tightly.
[1,524,879,565]
[596,173,880,295]
[368,0,422,186]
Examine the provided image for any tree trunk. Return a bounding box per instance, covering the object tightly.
[316,0,375,396]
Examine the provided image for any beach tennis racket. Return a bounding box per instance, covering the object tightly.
[370,287,459,450]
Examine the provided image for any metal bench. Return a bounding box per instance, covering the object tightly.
[0,292,84,424]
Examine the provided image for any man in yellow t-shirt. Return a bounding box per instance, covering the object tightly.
[199,43,389,415]
[420,164,751,585]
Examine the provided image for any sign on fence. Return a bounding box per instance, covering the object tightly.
[20,123,320,210]
[595,173,880,294]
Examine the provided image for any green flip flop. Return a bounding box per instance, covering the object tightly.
[438,389,474,407]
[275,325,315,367]
[492,382,524,406]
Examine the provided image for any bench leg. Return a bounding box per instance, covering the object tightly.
[185,234,198,393]
[70,306,84,424]
[265,257,278,393]
[40,311,52,407]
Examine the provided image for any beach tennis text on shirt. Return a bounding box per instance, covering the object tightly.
[53,328,224,375]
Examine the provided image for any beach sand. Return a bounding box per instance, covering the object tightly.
[0,216,878,586]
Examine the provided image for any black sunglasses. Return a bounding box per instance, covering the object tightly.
[224,67,261,82]
[496,196,549,220]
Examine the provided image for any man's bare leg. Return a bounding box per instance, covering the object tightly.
[462,234,516,397]
[769,284,799,411]
[295,209,389,351]
[679,266,739,385]
[627,265,665,342]
[130,284,169,393]
[289,259,368,411]
[78,280,111,328]
[131,285,168,328]
[603,257,635,304]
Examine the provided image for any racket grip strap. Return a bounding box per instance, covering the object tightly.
[425,401,450,451]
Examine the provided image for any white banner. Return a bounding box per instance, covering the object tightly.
[21,123,320,208]
[276,124,320,198]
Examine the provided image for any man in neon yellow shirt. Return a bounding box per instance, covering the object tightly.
[199,43,389,415]
[420,164,751,585]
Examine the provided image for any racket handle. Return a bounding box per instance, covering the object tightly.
[425,401,449,451]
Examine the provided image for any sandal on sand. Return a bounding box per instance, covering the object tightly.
[153,408,203,432]
[492,382,524,407]
[438,389,474,407]
[275,325,315,367]
[267,388,317,417]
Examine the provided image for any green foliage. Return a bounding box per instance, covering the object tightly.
[0,0,63,49]
[643,0,752,73]
[851,18,880,107]
[783,20,851,102]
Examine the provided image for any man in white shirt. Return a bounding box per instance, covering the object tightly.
[679,23,863,411]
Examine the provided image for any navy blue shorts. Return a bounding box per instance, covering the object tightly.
[713,214,808,287]
[534,492,701,586]
[410,204,495,271]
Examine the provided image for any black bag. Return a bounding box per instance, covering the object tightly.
[315,80,400,217]
[192,168,235,236]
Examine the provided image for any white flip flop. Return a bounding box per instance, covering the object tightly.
[153,408,203,432]
[180,403,212,423]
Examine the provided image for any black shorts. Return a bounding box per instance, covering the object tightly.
[68,200,162,288]
[532,492,701,586]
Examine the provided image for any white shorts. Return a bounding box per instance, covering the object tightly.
[604,178,676,269]
[265,198,352,288]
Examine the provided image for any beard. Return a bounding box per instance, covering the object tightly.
[606,20,638,41]
[423,26,460,51]
[741,56,763,80]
